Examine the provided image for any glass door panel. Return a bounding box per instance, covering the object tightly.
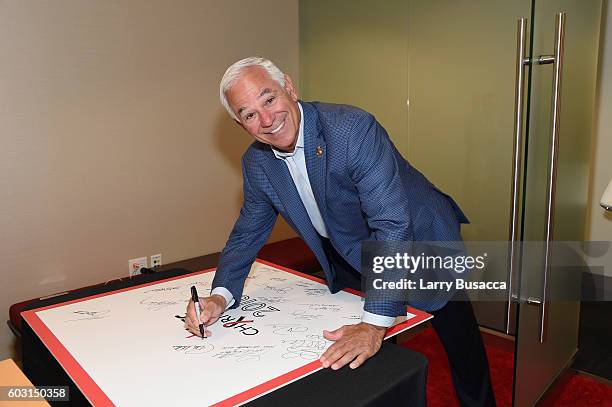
[514,1,602,405]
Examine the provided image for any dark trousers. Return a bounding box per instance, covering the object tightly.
[320,236,496,407]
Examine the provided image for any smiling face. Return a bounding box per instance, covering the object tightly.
[225,66,301,152]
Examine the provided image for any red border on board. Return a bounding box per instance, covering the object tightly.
[21,268,217,406]
[23,311,115,406]
[213,312,432,407]
[21,259,431,406]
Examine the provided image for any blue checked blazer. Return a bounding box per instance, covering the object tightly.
[212,101,468,315]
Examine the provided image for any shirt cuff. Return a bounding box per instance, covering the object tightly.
[361,311,396,327]
[210,287,235,310]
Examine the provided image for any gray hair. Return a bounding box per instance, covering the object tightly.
[219,57,286,121]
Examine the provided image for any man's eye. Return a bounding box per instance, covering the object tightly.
[265,97,276,105]
[245,113,255,121]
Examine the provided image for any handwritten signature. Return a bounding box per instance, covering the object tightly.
[281,337,328,360]
[140,295,178,311]
[268,324,308,335]
[255,283,293,295]
[211,345,274,363]
[172,344,215,354]
[66,310,110,322]
[303,288,328,297]
[291,310,323,321]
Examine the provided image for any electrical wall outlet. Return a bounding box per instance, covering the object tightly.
[128,257,148,276]
[150,253,162,268]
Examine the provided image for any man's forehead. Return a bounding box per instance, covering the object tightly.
[229,69,281,108]
[231,85,275,107]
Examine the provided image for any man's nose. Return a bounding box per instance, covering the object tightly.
[259,110,274,128]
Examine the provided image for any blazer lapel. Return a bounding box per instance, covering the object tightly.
[259,152,333,280]
[301,102,328,223]
[259,151,319,239]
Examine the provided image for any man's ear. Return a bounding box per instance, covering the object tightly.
[283,74,299,102]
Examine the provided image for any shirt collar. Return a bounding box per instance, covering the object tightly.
[272,102,304,159]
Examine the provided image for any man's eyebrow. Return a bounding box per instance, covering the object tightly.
[259,88,274,98]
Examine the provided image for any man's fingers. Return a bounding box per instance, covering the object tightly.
[199,309,211,325]
[185,316,211,337]
[186,321,199,336]
[200,302,220,325]
[321,340,350,368]
[320,326,349,366]
[349,353,369,370]
[185,299,194,317]
[201,306,215,322]
[184,300,197,330]
[185,309,199,334]
[330,349,360,370]
[323,326,344,341]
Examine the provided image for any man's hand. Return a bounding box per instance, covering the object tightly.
[320,322,386,370]
[184,294,226,337]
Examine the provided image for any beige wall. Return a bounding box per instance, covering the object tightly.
[587,0,612,274]
[0,0,298,359]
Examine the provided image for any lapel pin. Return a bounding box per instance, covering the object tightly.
[315,146,324,157]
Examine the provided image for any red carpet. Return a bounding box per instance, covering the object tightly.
[400,328,612,406]
[540,374,612,407]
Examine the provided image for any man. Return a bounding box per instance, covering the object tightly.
[185,57,495,406]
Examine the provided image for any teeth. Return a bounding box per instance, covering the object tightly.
[269,121,285,134]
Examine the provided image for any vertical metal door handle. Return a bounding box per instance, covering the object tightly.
[541,12,566,344]
[506,18,529,335]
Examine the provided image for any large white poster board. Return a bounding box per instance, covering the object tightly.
[23,260,431,406]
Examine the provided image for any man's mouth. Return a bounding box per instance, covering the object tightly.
[266,120,285,135]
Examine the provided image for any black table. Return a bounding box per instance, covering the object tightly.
[21,259,428,407]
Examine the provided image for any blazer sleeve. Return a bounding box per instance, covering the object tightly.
[211,154,278,307]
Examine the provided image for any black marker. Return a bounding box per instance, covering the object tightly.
[190,286,206,339]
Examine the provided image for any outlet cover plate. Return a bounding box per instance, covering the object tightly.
[128,257,148,276]
[150,253,162,268]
